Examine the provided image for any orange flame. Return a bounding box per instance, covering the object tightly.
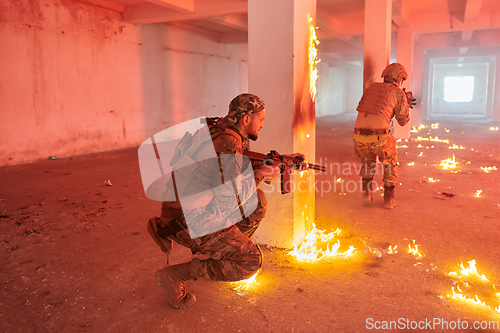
[385,245,398,254]
[408,240,424,258]
[451,287,489,307]
[446,260,500,312]
[439,155,457,169]
[308,15,320,102]
[480,166,497,173]
[454,260,489,281]
[229,272,259,295]
[415,136,449,144]
[411,124,427,133]
[289,223,355,262]
[475,190,482,198]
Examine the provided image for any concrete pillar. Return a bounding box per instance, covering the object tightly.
[410,43,425,126]
[248,0,316,248]
[394,27,413,139]
[494,56,500,122]
[363,0,391,89]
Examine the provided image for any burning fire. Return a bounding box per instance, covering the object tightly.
[449,260,489,281]
[411,124,427,133]
[415,136,449,144]
[490,127,499,131]
[385,245,398,254]
[475,190,482,198]
[439,155,457,169]
[427,177,439,182]
[289,223,355,262]
[408,240,424,258]
[481,166,497,173]
[417,152,423,157]
[451,287,489,308]
[308,15,320,102]
[445,260,500,312]
[449,144,465,149]
[230,272,259,295]
[407,162,415,166]
[431,123,439,129]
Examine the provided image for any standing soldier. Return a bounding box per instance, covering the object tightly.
[353,63,413,209]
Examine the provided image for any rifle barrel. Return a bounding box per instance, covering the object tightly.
[308,164,327,172]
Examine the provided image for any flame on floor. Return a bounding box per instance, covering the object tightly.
[384,245,398,254]
[481,166,497,173]
[415,136,450,144]
[288,223,355,262]
[229,272,259,296]
[411,124,427,133]
[439,155,457,169]
[408,240,424,258]
[475,190,482,198]
[445,260,500,313]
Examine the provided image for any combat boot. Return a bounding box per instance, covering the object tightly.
[361,178,373,204]
[383,186,395,209]
[155,260,204,309]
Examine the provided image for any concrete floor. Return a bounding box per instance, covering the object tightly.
[1,114,500,332]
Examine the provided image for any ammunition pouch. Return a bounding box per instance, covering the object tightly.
[157,218,187,238]
[147,216,188,264]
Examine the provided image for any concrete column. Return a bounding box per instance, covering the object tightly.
[248,0,316,248]
[494,56,500,122]
[410,43,425,126]
[394,27,413,139]
[363,0,391,89]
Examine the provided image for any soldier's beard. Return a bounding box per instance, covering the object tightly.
[248,133,258,141]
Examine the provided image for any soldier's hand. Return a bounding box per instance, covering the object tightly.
[285,153,305,161]
[259,164,280,182]
[405,91,416,109]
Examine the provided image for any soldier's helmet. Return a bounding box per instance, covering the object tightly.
[381,63,408,83]
[225,93,265,126]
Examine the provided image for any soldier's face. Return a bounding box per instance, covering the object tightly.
[247,110,265,141]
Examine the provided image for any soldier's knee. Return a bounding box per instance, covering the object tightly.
[257,189,267,209]
[238,243,263,279]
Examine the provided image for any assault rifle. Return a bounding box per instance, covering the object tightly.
[243,150,326,194]
[403,88,417,109]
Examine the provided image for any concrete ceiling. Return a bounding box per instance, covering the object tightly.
[79,0,500,64]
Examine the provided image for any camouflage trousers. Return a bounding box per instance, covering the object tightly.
[353,134,398,187]
[150,189,267,282]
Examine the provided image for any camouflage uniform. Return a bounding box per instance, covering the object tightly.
[149,93,267,282]
[353,78,410,187]
[353,134,398,186]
